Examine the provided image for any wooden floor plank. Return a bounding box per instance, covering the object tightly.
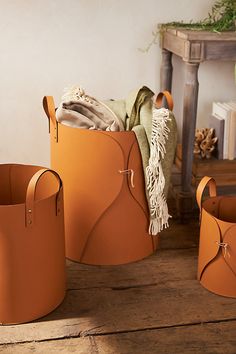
[66,248,198,290]
[1,321,236,354]
[1,276,236,344]
[159,219,199,250]
[0,337,93,354]
[1,231,234,352]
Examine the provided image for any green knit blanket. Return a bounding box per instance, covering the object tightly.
[105,86,177,200]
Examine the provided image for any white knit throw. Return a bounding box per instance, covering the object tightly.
[146,107,171,235]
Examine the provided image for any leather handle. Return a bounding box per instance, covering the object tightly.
[155,90,174,111]
[196,176,217,210]
[43,96,58,141]
[25,169,63,227]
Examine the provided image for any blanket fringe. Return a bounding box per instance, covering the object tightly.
[146,107,171,235]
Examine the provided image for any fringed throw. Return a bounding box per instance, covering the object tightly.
[146,107,171,235]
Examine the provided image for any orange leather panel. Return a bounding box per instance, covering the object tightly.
[222,225,236,279]
[44,96,158,265]
[197,208,221,280]
[0,165,66,324]
[197,176,236,298]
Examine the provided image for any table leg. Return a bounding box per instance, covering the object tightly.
[179,62,199,219]
[160,49,173,92]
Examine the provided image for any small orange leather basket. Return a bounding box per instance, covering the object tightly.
[197,176,236,298]
[43,96,159,265]
[0,164,66,324]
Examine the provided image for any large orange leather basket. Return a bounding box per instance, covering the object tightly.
[0,164,66,324]
[43,96,159,265]
[197,176,236,298]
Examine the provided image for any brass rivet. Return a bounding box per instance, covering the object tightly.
[28,209,32,213]
[28,220,32,224]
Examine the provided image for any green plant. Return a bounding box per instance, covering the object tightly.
[142,0,236,52]
[163,0,236,32]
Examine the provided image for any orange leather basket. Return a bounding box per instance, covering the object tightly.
[43,96,159,265]
[0,164,66,324]
[197,176,236,298]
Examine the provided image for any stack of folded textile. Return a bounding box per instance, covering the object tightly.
[55,85,177,234]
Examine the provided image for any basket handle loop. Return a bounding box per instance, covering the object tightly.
[25,168,63,227]
[155,91,174,111]
[42,96,58,142]
[196,176,217,210]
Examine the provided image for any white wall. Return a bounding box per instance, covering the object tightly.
[0,0,235,166]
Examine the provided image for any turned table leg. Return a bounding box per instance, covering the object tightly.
[179,62,199,218]
[160,49,173,92]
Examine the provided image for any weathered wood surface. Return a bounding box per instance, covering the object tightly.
[161,28,236,220]
[166,28,236,41]
[182,62,199,196]
[160,219,199,249]
[1,221,235,353]
[1,321,236,354]
[1,247,236,346]
[162,29,236,61]
[175,143,236,189]
[160,48,173,93]
[67,247,198,290]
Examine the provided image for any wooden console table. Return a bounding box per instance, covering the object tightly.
[160,28,236,219]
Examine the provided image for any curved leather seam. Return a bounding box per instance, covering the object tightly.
[201,228,236,284]
[77,133,128,261]
[99,131,136,168]
[221,224,236,279]
[79,175,126,262]
[223,223,236,236]
[200,255,221,282]
[53,128,127,256]
[198,212,236,281]
[127,141,149,220]
[79,134,148,260]
[52,128,137,260]
[56,126,134,169]
[126,138,135,168]
[199,215,221,281]
[223,257,236,279]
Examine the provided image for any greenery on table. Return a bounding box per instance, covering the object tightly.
[162,0,236,32]
[142,0,236,52]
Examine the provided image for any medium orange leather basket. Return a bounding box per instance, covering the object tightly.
[43,96,159,265]
[0,164,66,324]
[197,176,236,298]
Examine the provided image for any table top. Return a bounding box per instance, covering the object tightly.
[163,28,236,41]
[161,28,236,62]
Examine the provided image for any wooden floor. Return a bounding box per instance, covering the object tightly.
[1,218,236,353]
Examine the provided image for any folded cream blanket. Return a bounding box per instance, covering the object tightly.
[56,87,124,131]
[56,86,177,235]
